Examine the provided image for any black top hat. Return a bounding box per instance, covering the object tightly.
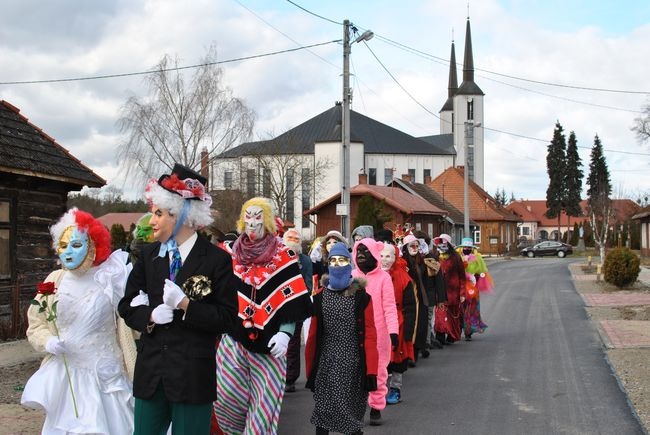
[158,163,208,200]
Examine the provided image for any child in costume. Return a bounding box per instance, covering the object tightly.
[351,238,398,426]
[306,242,379,435]
[456,237,492,340]
[215,197,311,434]
[22,208,135,434]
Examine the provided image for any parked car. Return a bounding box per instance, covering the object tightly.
[520,241,573,258]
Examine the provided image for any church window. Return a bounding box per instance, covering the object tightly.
[368,168,377,185]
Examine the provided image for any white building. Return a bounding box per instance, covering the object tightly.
[212,18,484,240]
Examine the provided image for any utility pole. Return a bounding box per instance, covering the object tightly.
[341,19,352,240]
[340,20,373,240]
[464,120,473,238]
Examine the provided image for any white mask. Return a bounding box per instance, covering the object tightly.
[380,244,396,271]
[407,242,420,256]
[244,205,265,241]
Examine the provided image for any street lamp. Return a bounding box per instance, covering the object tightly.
[463,120,480,238]
[341,20,373,240]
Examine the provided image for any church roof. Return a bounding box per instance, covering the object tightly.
[456,18,484,96]
[440,41,458,112]
[219,105,455,158]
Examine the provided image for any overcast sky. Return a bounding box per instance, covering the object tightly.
[1,0,649,202]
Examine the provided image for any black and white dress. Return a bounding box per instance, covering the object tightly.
[311,289,366,433]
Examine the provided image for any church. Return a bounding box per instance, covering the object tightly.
[212,18,484,240]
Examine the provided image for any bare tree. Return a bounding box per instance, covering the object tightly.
[239,133,332,222]
[632,101,650,145]
[116,46,255,185]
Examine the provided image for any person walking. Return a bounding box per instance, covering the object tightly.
[433,234,466,345]
[118,164,238,435]
[456,238,491,340]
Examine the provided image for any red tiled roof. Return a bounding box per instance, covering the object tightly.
[507,199,641,225]
[304,184,446,216]
[97,212,147,232]
[428,167,520,222]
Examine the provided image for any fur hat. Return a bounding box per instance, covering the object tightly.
[375,228,394,243]
[351,225,374,241]
[323,230,348,246]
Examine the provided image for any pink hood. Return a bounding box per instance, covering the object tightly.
[352,238,385,272]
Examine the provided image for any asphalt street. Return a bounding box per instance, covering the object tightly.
[278,258,645,435]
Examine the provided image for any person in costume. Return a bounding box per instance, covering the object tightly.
[118,164,238,435]
[351,224,374,242]
[282,228,313,393]
[305,242,379,435]
[310,230,349,285]
[215,197,311,434]
[351,238,398,426]
[22,207,135,434]
[401,234,446,359]
[128,212,154,264]
[433,234,466,345]
[456,237,492,340]
[380,242,417,405]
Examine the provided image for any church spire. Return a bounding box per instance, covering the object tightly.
[440,39,457,112]
[457,17,483,96]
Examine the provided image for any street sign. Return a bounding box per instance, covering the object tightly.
[336,204,349,216]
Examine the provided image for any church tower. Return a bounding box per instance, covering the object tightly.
[453,17,485,187]
[439,40,457,135]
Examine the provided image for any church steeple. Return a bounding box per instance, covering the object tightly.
[439,40,457,113]
[457,18,483,96]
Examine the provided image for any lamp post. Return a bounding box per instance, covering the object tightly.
[463,120,481,239]
[341,20,373,240]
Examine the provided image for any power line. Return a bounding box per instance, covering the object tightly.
[0,40,340,85]
[285,0,341,25]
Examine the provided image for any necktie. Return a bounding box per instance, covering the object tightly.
[169,248,182,281]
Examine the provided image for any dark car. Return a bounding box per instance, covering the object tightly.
[520,241,573,258]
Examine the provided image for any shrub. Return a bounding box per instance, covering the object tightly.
[603,247,640,288]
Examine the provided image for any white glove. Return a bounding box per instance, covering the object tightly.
[151,304,174,325]
[467,273,477,285]
[267,332,291,358]
[163,279,186,308]
[45,336,66,355]
[130,290,150,307]
[310,243,323,262]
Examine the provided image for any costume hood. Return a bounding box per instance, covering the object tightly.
[352,238,385,273]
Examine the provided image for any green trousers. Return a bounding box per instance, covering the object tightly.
[133,382,212,435]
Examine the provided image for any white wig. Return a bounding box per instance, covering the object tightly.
[50,208,78,249]
[144,180,213,229]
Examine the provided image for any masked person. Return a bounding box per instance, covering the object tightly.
[351,238,398,426]
[305,242,378,435]
[433,234,466,345]
[310,230,349,285]
[282,228,313,393]
[380,242,417,405]
[456,238,491,340]
[215,197,311,434]
[118,164,238,435]
[22,208,135,434]
[351,225,374,242]
[129,212,154,265]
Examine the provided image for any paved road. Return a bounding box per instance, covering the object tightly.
[278,258,645,434]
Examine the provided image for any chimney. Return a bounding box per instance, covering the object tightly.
[200,148,209,188]
[401,174,411,182]
[358,173,367,185]
[424,175,431,184]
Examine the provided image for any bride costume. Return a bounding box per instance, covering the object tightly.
[21,208,135,434]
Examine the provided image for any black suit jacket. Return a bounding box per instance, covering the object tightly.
[118,234,237,404]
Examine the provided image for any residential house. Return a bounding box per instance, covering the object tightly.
[428,167,520,255]
[0,100,104,310]
[632,205,650,256]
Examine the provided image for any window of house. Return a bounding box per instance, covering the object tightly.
[368,168,377,185]
[522,226,530,236]
[423,169,431,181]
[427,223,433,238]
[224,171,233,189]
[263,169,271,197]
[473,227,481,245]
[408,168,416,181]
[0,200,11,280]
[415,223,421,231]
[384,168,392,185]
[286,169,294,223]
[246,169,256,197]
[302,168,311,227]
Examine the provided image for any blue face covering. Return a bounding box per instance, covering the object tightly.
[327,264,352,291]
[58,227,90,270]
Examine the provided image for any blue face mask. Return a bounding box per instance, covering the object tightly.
[327,264,352,291]
[57,226,90,270]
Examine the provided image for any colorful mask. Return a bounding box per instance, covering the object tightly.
[436,243,449,254]
[380,244,396,271]
[57,226,92,271]
[407,241,420,256]
[244,205,265,241]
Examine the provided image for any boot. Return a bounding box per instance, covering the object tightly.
[316,427,329,435]
[386,387,401,405]
[369,408,382,426]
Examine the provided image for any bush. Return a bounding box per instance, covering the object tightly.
[603,248,640,288]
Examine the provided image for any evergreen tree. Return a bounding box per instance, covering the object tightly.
[564,131,583,243]
[586,135,612,261]
[353,195,391,232]
[110,224,128,252]
[546,122,567,239]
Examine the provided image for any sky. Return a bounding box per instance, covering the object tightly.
[1,0,649,202]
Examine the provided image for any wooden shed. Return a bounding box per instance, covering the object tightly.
[0,100,104,316]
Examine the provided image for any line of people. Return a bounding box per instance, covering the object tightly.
[20,163,492,435]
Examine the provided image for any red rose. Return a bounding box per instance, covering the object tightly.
[36,281,56,296]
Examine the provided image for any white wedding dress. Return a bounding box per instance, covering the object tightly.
[21,250,134,434]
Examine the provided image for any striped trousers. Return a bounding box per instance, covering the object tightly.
[215,334,286,435]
